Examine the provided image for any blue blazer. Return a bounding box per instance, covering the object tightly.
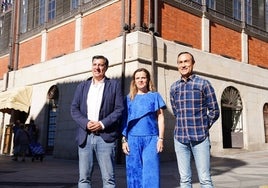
[70,77,124,146]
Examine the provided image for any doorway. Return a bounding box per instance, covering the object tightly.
[221,86,243,148]
[46,85,59,154]
[263,103,268,143]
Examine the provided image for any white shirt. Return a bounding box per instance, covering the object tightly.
[87,78,105,128]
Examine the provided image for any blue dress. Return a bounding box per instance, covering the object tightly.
[122,92,166,188]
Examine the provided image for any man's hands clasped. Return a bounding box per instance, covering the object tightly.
[87,121,103,132]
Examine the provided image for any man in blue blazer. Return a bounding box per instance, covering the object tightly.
[71,55,124,188]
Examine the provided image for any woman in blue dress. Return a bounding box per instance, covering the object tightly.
[122,68,166,188]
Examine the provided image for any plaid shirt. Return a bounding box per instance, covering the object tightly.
[170,74,219,143]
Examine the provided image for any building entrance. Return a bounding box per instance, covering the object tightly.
[221,86,243,148]
[263,103,268,143]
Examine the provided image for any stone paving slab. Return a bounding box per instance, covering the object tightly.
[0,150,268,188]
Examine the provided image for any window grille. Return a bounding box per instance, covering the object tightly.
[221,86,243,133]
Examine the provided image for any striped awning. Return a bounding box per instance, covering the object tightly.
[0,86,32,113]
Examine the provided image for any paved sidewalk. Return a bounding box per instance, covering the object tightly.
[0,150,268,188]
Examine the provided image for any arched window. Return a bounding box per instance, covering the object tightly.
[221,86,243,148]
[263,103,268,143]
[46,85,59,154]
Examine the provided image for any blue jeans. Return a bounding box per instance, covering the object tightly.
[174,137,214,188]
[78,134,116,188]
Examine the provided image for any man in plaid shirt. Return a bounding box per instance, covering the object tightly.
[170,51,220,188]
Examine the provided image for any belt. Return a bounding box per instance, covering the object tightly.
[92,131,100,136]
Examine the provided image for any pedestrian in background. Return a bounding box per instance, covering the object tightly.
[13,123,30,162]
[12,120,21,161]
[122,68,166,188]
[170,52,220,188]
[71,55,124,188]
[27,118,38,144]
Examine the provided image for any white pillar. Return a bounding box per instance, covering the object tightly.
[41,29,47,62]
[201,15,210,52]
[241,30,248,63]
[75,14,82,51]
[0,121,6,155]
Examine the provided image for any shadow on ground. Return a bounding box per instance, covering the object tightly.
[184,155,248,184]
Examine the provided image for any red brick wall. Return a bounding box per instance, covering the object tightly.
[46,21,75,60]
[18,36,42,69]
[2,1,268,75]
[130,0,137,26]
[210,23,241,61]
[82,2,121,49]
[160,3,201,49]
[142,0,149,28]
[0,56,9,79]
[248,37,268,68]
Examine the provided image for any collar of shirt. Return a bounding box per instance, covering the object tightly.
[179,74,195,83]
[92,77,105,85]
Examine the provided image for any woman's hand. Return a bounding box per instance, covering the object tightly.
[157,138,164,153]
[122,142,130,155]
[122,137,130,155]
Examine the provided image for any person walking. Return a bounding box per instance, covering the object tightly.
[13,123,30,162]
[170,52,220,188]
[71,55,124,188]
[27,119,38,144]
[12,120,21,161]
[122,68,166,188]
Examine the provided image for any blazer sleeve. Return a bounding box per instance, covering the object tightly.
[70,82,89,131]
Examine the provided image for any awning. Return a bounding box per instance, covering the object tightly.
[0,86,33,113]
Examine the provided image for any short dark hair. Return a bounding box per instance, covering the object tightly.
[177,51,195,64]
[92,55,109,67]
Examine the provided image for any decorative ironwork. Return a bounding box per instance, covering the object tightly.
[221,86,243,148]
[47,85,59,100]
[221,86,242,110]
